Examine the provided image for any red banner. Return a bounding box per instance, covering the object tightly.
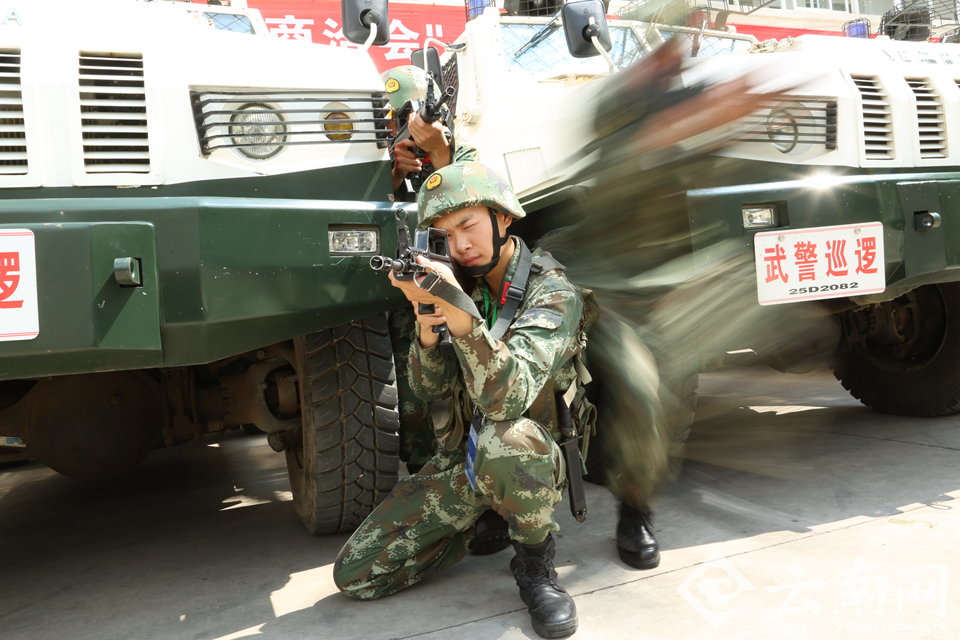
[206,1,846,71]
[726,22,843,42]
[246,0,469,72]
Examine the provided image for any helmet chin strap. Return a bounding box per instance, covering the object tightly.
[459,207,510,278]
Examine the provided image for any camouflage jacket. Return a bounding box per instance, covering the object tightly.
[409,237,586,442]
[450,134,479,165]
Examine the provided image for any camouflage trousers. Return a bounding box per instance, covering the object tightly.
[388,307,437,471]
[334,417,565,601]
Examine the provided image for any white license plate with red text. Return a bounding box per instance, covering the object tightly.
[0,229,39,341]
[754,222,885,306]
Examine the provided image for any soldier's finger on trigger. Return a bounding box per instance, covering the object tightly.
[395,139,417,154]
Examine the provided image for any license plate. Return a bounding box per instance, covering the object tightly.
[754,222,885,306]
[0,436,26,448]
[0,229,39,341]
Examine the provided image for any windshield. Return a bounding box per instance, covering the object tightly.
[501,22,645,74]
[198,11,255,34]
[657,28,755,57]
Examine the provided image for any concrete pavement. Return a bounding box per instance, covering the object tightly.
[1,364,956,640]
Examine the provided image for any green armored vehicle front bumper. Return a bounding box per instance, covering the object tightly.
[686,170,960,298]
[0,195,405,380]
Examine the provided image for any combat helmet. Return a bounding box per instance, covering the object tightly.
[380,65,440,115]
[417,162,526,276]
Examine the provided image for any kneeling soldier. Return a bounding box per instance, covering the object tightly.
[334,162,586,639]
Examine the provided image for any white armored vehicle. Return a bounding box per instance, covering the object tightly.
[0,0,415,535]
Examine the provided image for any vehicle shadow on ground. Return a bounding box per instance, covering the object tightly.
[0,430,338,640]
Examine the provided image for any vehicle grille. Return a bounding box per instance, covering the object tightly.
[189,89,390,156]
[0,48,27,175]
[851,74,894,160]
[737,98,838,150]
[907,77,946,159]
[79,51,150,173]
[441,55,459,117]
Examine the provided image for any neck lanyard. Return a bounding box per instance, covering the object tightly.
[482,281,498,329]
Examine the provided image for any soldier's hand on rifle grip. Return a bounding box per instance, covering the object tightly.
[407,112,451,169]
[391,138,422,190]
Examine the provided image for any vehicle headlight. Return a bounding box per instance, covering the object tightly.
[229,102,288,159]
[766,108,798,154]
[743,205,779,229]
[329,228,379,254]
[324,111,353,141]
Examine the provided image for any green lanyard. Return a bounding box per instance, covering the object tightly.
[482,282,498,330]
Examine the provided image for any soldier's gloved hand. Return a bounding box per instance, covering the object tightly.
[408,112,452,169]
[392,138,422,190]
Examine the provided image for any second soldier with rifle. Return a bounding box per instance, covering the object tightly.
[380,66,477,201]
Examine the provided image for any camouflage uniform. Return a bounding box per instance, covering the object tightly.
[335,164,587,601]
[382,66,479,471]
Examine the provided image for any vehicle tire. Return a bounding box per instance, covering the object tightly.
[831,282,960,417]
[285,315,400,535]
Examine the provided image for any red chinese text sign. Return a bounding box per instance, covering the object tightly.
[0,229,39,341]
[754,222,885,306]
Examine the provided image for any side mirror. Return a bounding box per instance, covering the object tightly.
[341,0,390,46]
[561,0,612,58]
[411,47,443,88]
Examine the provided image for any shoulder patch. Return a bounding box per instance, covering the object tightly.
[425,173,442,190]
[512,308,564,331]
[385,78,400,93]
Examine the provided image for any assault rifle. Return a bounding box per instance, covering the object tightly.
[370,209,456,361]
[391,72,456,201]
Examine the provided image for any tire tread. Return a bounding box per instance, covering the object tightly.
[287,315,401,535]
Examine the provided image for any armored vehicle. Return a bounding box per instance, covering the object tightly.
[433,4,960,419]
[677,34,960,417]
[0,0,409,535]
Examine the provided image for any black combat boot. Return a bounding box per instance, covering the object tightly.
[468,509,512,555]
[616,502,660,569]
[510,535,578,638]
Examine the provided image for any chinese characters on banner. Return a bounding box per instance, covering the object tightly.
[248,0,468,72]
[753,222,886,306]
[0,230,39,342]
